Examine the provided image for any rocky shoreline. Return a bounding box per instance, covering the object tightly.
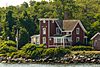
[1,53,100,64]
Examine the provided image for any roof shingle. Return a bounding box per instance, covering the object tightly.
[63,20,80,31]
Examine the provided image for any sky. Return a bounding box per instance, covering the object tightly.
[0,0,49,7]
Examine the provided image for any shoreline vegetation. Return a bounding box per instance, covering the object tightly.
[0,40,100,64]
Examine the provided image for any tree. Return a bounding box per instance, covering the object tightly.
[18,28,29,48]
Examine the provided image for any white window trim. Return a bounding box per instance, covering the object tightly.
[76,28,80,34]
[76,37,80,42]
[43,28,46,34]
[43,37,46,44]
[43,20,46,23]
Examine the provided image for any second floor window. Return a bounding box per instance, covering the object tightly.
[43,28,46,34]
[76,28,80,34]
[43,20,46,23]
[56,27,60,34]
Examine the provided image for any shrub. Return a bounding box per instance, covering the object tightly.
[0,41,17,55]
[3,40,16,47]
[0,45,17,54]
[43,48,55,58]
[65,46,72,49]
[31,48,44,59]
[21,43,36,52]
[38,44,45,48]
[55,48,71,58]
[43,48,71,59]
[71,46,93,51]
[11,50,30,58]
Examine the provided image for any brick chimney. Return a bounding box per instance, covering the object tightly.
[64,11,69,20]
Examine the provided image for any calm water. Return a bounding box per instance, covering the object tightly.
[0,63,100,67]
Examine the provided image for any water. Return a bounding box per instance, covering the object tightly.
[0,63,100,67]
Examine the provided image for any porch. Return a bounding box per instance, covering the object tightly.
[49,35,72,48]
[31,35,40,45]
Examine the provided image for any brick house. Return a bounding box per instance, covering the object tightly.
[31,18,87,48]
[91,32,100,50]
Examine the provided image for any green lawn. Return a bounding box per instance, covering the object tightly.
[72,51,100,54]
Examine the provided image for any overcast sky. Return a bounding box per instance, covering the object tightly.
[0,0,49,7]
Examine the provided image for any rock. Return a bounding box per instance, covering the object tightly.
[91,59,95,63]
[1,61,6,63]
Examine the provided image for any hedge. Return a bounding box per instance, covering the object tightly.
[71,46,93,51]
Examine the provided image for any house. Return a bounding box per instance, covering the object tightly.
[37,18,87,48]
[91,32,100,50]
[31,35,40,45]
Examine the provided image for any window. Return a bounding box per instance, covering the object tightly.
[68,37,72,42]
[54,38,56,43]
[43,28,46,34]
[57,38,62,43]
[43,20,46,23]
[76,28,80,34]
[69,32,71,34]
[56,27,60,34]
[54,37,62,43]
[66,32,68,35]
[66,32,71,35]
[76,37,80,42]
[43,37,46,44]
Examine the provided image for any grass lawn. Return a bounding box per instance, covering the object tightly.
[72,51,100,54]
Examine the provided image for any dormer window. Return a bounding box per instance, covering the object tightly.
[66,32,71,35]
[56,27,60,34]
[43,28,46,34]
[76,28,80,34]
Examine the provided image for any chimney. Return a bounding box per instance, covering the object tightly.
[64,11,69,20]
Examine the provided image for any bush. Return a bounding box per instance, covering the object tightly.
[43,48,55,58]
[31,48,44,59]
[43,48,71,59]
[10,50,30,58]
[21,43,36,52]
[3,40,16,47]
[21,43,44,59]
[0,41,17,55]
[55,48,71,58]
[0,45,17,54]
[38,44,45,48]
[71,46,93,51]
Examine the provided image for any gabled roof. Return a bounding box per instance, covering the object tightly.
[63,20,79,31]
[56,20,87,32]
[55,20,63,31]
[91,32,100,40]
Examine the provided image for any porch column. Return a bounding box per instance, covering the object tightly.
[63,37,65,48]
[55,38,57,48]
[84,36,88,45]
[86,36,88,45]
